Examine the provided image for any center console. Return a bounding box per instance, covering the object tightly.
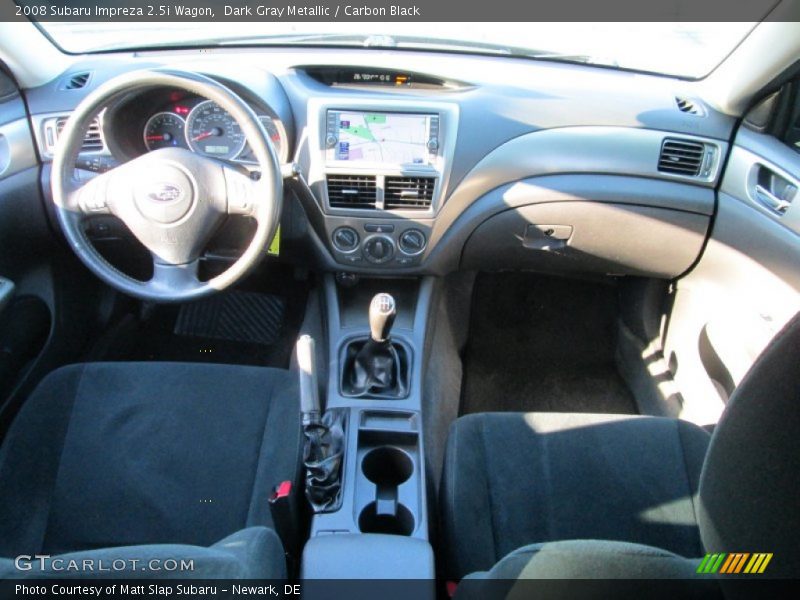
[300,274,436,588]
[304,98,459,270]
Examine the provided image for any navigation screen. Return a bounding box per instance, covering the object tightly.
[329,111,434,165]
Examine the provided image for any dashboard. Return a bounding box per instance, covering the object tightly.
[27,51,737,280]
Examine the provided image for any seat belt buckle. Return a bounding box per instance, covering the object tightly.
[269,480,299,559]
[271,480,292,501]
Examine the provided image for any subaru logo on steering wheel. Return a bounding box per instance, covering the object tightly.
[148,183,183,203]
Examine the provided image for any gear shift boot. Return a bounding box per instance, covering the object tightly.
[341,292,410,398]
[342,338,410,398]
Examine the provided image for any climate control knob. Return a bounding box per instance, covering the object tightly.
[332,227,359,252]
[399,229,427,255]
[362,235,395,264]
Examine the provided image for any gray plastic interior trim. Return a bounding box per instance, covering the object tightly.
[460,201,709,278]
[423,174,715,276]
[0,118,37,179]
[441,126,726,218]
[302,533,435,582]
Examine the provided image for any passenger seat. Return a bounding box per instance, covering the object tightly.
[441,311,799,587]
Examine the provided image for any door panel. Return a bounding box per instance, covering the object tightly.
[664,126,800,426]
[0,67,53,408]
[0,67,47,281]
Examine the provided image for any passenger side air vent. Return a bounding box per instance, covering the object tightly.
[327,175,378,209]
[384,176,436,209]
[44,116,105,154]
[675,96,705,116]
[658,138,705,177]
[62,72,92,90]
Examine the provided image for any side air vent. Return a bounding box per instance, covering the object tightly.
[44,116,105,154]
[57,117,104,151]
[384,176,436,209]
[675,96,705,116]
[62,72,92,90]
[658,138,705,177]
[327,174,378,209]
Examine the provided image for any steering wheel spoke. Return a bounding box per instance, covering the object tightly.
[222,164,260,217]
[65,172,114,216]
[149,259,202,295]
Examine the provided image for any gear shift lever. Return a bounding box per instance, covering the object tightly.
[369,293,397,343]
[344,293,407,397]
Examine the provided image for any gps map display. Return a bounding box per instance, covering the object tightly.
[331,112,434,165]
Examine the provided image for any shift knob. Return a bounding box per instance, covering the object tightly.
[369,293,396,343]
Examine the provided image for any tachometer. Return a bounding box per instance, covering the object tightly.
[143,112,186,151]
[185,100,246,160]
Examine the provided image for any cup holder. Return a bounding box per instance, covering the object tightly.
[358,502,415,536]
[362,446,413,486]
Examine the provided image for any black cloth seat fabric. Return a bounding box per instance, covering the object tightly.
[442,311,800,583]
[441,412,710,579]
[0,362,301,578]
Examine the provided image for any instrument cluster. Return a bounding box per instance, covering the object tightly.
[137,91,287,163]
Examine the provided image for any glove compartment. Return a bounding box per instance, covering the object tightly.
[460,201,709,278]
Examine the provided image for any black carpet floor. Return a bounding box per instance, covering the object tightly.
[90,266,308,369]
[461,273,637,415]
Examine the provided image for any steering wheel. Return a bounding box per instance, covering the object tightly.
[51,69,282,303]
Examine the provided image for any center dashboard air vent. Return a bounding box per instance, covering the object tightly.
[658,138,707,177]
[384,176,436,209]
[327,175,378,209]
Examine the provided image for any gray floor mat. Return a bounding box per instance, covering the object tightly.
[174,291,286,345]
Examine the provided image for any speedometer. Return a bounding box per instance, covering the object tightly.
[185,100,246,160]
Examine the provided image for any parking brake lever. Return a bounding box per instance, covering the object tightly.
[297,335,321,427]
[296,335,345,513]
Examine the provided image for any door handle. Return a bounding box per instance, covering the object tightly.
[754,184,791,213]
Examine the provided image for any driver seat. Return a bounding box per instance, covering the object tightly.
[0,361,301,578]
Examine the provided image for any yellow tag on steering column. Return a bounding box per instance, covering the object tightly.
[267,225,281,256]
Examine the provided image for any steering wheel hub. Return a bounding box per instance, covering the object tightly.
[134,166,194,224]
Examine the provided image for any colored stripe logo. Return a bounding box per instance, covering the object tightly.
[697,553,773,574]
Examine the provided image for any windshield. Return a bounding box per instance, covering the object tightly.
[39,22,756,79]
